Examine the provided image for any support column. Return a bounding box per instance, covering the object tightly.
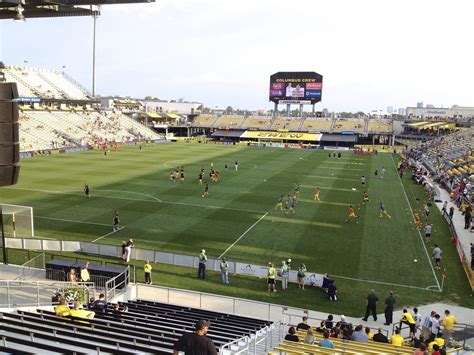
[286,104,290,117]
[274,102,278,118]
[299,104,303,117]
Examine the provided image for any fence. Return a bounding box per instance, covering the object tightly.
[2,238,325,288]
[19,253,45,281]
[441,210,474,291]
[0,280,95,309]
[105,266,130,301]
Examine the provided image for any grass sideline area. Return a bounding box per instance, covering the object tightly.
[0,143,473,315]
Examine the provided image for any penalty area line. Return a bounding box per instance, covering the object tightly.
[92,227,126,243]
[218,211,269,259]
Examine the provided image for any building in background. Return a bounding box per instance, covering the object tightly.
[406,105,474,119]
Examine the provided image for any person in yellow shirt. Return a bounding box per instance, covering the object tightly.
[267,262,276,293]
[70,302,95,320]
[390,329,404,346]
[399,308,416,337]
[428,333,445,351]
[144,260,153,285]
[54,298,70,317]
[365,326,373,340]
[442,309,457,340]
[80,262,90,282]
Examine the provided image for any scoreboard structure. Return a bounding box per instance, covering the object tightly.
[269,71,323,115]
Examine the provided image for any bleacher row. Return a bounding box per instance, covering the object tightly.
[270,327,459,355]
[193,115,394,134]
[0,299,271,354]
[19,110,163,152]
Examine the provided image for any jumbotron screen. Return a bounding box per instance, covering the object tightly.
[269,71,323,104]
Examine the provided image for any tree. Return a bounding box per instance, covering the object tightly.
[225,106,234,114]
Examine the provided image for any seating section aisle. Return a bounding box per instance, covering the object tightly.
[0,299,271,354]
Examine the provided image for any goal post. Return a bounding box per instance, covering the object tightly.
[0,204,34,238]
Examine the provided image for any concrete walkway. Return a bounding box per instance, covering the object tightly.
[434,186,473,267]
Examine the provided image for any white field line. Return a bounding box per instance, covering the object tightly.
[331,273,439,292]
[36,216,111,227]
[390,154,441,292]
[218,211,269,259]
[91,227,126,243]
[97,189,162,202]
[7,187,264,214]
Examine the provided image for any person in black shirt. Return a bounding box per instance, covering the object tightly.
[296,316,311,331]
[112,303,128,320]
[362,289,378,321]
[373,328,389,343]
[91,293,108,313]
[325,314,334,329]
[173,319,217,355]
[284,326,299,342]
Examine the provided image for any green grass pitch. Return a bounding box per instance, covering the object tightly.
[1,143,472,314]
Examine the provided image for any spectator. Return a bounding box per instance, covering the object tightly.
[54,297,70,317]
[144,260,153,285]
[304,328,316,345]
[70,302,95,320]
[373,328,389,343]
[413,342,427,355]
[449,206,454,219]
[319,331,335,348]
[296,316,311,331]
[362,289,378,321]
[413,307,422,333]
[422,311,436,340]
[352,325,368,343]
[91,293,108,313]
[173,319,217,355]
[429,333,445,351]
[121,241,127,259]
[315,320,327,334]
[442,309,457,340]
[267,262,276,292]
[399,308,416,337]
[411,334,425,349]
[284,326,299,342]
[384,290,396,325]
[124,239,133,263]
[198,249,207,279]
[280,260,289,291]
[390,328,405,346]
[365,326,373,340]
[297,263,306,290]
[325,314,334,329]
[68,268,77,283]
[430,314,441,340]
[431,344,441,355]
[112,303,128,320]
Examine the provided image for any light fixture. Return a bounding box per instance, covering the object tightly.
[13,5,25,22]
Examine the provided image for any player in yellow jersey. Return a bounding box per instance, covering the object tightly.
[346,205,359,223]
[275,195,284,211]
[314,187,321,201]
[379,202,391,218]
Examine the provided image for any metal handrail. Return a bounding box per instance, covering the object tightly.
[104,266,129,301]
[219,335,249,355]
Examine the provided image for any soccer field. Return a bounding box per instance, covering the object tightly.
[1,143,448,293]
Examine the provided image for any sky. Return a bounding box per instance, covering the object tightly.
[0,0,473,112]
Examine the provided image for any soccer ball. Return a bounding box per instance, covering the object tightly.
[414,259,418,263]
[264,179,267,182]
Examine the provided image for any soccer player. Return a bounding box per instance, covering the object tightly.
[314,187,321,201]
[346,205,359,223]
[425,223,432,243]
[360,176,366,186]
[363,191,369,203]
[379,202,392,218]
[374,169,378,177]
[293,184,300,201]
[198,172,203,185]
[84,184,90,198]
[380,167,386,179]
[235,161,239,171]
[180,169,185,182]
[202,182,209,198]
[433,244,442,269]
[112,211,120,231]
[274,195,284,211]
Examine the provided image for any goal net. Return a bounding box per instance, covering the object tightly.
[1,204,34,238]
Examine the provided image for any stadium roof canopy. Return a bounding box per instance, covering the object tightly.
[0,0,154,20]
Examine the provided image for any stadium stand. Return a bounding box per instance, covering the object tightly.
[269,117,303,131]
[241,116,273,130]
[19,110,162,152]
[0,300,271,354]
[192,114,219,127]
[213,115,246,129]
[368,119,393,133]
[2,65,89,99]
[301,118,333,132]
[332,118,365,133]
